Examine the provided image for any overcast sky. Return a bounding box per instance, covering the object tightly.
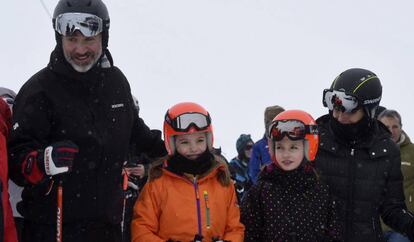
[1,0,413,159]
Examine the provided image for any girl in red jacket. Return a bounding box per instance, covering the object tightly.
[131,102,244,242]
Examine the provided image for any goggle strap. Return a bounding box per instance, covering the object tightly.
[305,125,319,135]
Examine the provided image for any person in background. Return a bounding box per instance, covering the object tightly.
[375,105,387,119]
[229,134,254,202]
[131,102,244,242]
[379,109,414,242]
[316,68,414,241]
[241,110,342,241]
[122,153,150,242]
[212,147,229,163]
[0,88,18,242]
[121,95,152,242]
[248,105,285,184]
[7,1,166,241]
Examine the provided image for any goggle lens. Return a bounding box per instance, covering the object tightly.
[269,120,317,141]
[166,112,211,132]
[323,89,359,113]
[55,13,103,37]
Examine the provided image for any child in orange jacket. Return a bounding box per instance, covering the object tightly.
[131,102,244,242]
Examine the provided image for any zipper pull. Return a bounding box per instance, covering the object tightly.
[350,148,355,156]
[194,177,200,200]
[203,191,211,229]
[203,191,209,208]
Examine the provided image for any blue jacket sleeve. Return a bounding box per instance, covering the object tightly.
[248,144,261,184]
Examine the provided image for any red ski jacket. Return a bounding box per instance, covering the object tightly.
[0,98,18,242]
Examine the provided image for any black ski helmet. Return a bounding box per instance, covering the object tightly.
[328,68,382,119]
[52,0,110,49]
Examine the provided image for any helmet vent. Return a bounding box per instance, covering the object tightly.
[87,1,92,7]
[66,2,72,7]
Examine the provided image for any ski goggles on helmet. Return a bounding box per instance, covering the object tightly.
[54,12,103,37]
[323,89,360,113]
[165,112,211,132]
[268,120,318,141]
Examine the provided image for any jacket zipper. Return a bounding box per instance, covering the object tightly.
[193,177,203,237]
[346,148,355,240]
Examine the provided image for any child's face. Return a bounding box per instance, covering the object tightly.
[175,132,208,160]
[274,136,304,171]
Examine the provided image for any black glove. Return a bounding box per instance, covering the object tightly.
[39,140,79,176]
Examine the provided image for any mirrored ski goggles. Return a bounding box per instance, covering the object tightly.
[269,120,318,141]
[165,112,211,132]
[323,89,360,113]
[54,12,103,37]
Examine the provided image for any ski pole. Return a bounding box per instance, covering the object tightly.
[57,179,63,242]
[121,172,128,241]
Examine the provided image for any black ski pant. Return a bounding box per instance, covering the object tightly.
[22,220,121,242]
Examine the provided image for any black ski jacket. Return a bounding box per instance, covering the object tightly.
[241,164,342,242]
[8,47,166,225]
[315,114,413,242]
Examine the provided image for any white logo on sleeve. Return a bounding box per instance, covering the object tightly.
[111,103,124,109]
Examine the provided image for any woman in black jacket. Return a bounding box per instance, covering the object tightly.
[316,68,414,242]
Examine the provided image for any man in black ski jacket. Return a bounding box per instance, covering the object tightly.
[316,68,414,242]
[7,1,166,242]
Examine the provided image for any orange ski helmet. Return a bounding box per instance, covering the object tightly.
[268,110,319,162]
[164,102,214,155]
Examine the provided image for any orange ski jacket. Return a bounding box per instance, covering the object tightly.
[131,158,244,242]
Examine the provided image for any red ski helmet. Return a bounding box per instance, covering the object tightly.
[268,110,319,162]
[163,102,214,156]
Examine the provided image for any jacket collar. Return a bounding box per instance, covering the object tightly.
[398,131,411,147]
[317,114,395,159]
[149,155,231,185]
[317,114,388,149]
